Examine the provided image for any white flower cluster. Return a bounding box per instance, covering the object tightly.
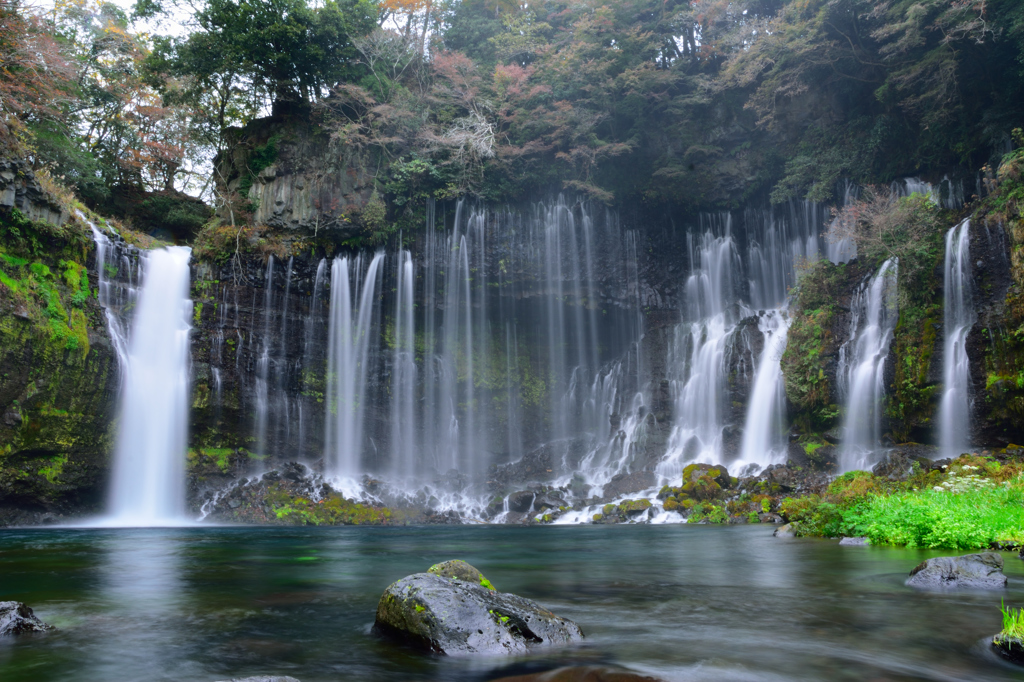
[932,465,998,493]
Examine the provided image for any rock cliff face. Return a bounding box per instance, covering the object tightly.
[216,112,376,237]
[0,199,119,524]
[0,159,68,227]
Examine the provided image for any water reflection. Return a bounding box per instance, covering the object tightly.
[0,527,1023,682]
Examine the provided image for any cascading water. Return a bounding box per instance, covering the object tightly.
[939,219,975,459]
[90,221,193,525]
[660,220,742,477]
[837,259,899,472]
[324,253,384,481]
[737,309,791,472]
[390,250,416,481]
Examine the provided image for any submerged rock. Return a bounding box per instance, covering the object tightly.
[0,601,54,635]
[374,566,583,655]
[214,677,301,682]
[489,666,665,681]
[906,552,1007,589]
[839,537,869,546]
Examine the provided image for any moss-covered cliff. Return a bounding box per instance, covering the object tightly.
[0,201,118,523]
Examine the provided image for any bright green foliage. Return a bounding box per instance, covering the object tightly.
[781,457,1024,549]
[847,484,1024,549]
[1001,602,1024,641]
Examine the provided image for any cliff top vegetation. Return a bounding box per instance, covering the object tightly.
[2,0,1023,230]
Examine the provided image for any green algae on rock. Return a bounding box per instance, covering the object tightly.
[373,566,582,655]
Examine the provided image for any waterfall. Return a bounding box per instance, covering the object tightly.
[90,222,193,525]
[838,258,899,471]
[939,219,975,459]
[738,309,791,471]
[390,250,416,480]
[324,253,384,479]
[660,222,742,477]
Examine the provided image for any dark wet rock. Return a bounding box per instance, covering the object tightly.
[428,560,495,589]
[773,523,796,538]
[601,470,656,500]
[993,636,1024,665]
[738,464,832,498]
[214,676,302,682]
[839,536,869,546]
[871,449,934,480]
[533,493,566,511]
[906,552,1007,589]
[373,571,583,655]
[423,510,464,525]
[488,665,665,682]
[507,491,536,513]
[0,602,54,635]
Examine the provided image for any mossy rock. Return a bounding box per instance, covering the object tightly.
[428,560,496,591]
[617,499,652,515]
[681,463,732,489]
[373,572,583,655]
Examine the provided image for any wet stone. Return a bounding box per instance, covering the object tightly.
[373,571,583,655]
[906,552,1007,589]
[0,601,54,635]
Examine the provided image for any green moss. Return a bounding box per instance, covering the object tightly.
[263,483,404,526]
[37,453,68,484]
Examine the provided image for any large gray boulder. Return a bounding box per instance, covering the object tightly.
[906,552,1007,589]
[0,601,54,635]
[373,567,583,655]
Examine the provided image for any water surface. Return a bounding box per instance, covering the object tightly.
[1,525,1022,681]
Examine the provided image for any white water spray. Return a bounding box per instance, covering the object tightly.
[738,309,791,471]
[324,253,384,478]
[939,219,975,459]
[91,223,193,525]
[838,259,898,471]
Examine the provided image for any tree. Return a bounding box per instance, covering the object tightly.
[146,0,378,110]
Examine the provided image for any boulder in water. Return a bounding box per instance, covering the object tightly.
[839,536,869,546]
[993,635,1024,665]
[374,565,583,655]
[0,601,54,635]
[773,523,796,538]
[906,552,1007,589]
[428,559,495,589]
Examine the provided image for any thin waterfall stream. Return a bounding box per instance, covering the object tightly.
[838,258,899,472]
[940,219,975,459]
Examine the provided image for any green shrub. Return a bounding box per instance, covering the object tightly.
[845,482,1024,549]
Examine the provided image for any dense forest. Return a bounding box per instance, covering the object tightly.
[3,0,1023,231]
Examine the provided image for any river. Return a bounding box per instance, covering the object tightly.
[1,525,1022,681]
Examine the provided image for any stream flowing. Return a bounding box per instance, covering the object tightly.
[1,526,1022,682]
